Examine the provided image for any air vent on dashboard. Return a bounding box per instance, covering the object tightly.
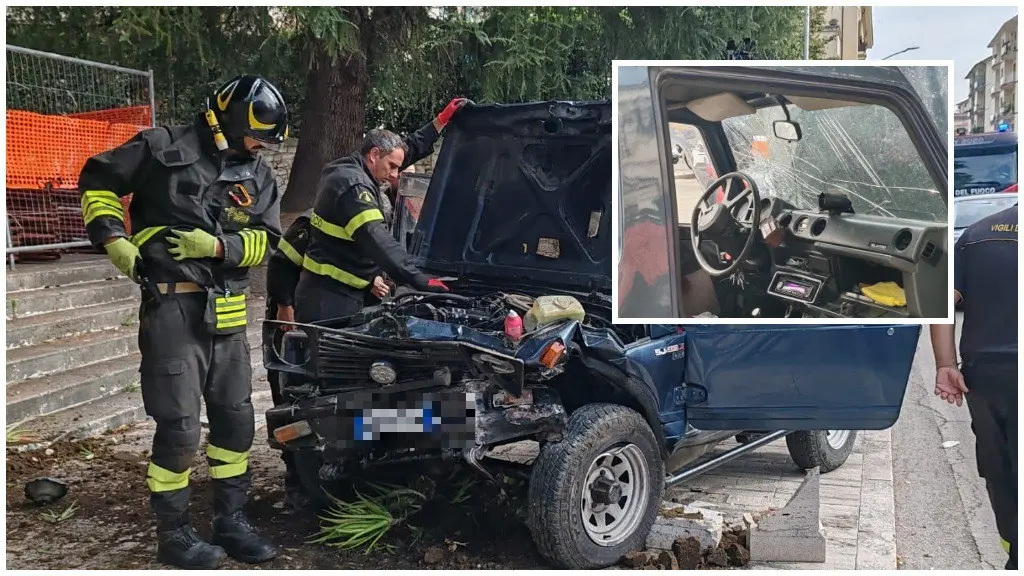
[921,241,941,266]
[893,228,913,251]
[810,218,827,237]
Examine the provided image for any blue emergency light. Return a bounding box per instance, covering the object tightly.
[998,121,1010,132]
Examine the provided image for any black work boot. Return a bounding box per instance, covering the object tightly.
[156,524,228,570]
[211,510,279,564]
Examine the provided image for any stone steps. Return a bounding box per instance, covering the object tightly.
[5,254,118,293]
[5,251,271,444]
[22,340,269,442]
[10,322,267,441]
[6,300,139,350]
[6,325,138,383]
[7,277,140,320]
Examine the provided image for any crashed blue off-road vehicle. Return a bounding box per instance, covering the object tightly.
[263,100,920,570]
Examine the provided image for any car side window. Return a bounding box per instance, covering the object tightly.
[668,122,718,224]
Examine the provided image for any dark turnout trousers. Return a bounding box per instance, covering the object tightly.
[962,360,1017,570]
[138,292,254,528]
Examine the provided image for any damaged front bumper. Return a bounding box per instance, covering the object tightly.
[265,381,566,468]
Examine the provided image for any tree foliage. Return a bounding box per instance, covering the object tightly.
[6,5,823,209]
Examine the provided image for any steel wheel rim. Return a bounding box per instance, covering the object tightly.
[826,429,851,450]
[580,443,650,547]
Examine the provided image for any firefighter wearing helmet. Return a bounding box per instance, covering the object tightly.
[76,75,288,569]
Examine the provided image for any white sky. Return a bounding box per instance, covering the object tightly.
[866,6,1018,103]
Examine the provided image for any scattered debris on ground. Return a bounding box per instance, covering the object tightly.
[5,428,544,570]
[619,531,752,570]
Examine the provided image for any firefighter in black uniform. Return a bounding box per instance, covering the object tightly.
[264,98,466,507]
[294,98,469,324]
[930,202,1017,570]
[78,75,287,569]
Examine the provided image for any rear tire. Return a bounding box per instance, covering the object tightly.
[527,403,664,569]
[786,430,858,473]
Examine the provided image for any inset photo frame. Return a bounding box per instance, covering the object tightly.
[612,60,955,324]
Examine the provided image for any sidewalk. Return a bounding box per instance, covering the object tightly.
[665,430,897,570]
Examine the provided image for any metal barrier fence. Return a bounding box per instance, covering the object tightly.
[5,45,155,269]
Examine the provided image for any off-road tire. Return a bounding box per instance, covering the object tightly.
[786,430,858,473]
[527,403,664,569]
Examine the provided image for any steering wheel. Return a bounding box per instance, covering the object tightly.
[689,171,763,277]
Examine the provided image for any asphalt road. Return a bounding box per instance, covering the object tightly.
[892,313,1006,569]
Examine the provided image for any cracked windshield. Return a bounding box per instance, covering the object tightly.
[674,90,947,224]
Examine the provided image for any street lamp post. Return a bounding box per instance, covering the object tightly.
[882,46,920,60]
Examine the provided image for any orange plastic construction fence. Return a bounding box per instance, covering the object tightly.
[6,108,150,244]
[6,108,150,190]
[68,105,152,127]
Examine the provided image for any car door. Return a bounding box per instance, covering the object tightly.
[680,323,921,430]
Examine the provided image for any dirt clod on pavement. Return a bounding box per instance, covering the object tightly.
[618,532,752,570]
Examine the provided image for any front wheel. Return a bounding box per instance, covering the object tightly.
[786,430,858,473]
[527,404,664,569]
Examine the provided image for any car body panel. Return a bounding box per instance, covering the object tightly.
[953,192,1020,243]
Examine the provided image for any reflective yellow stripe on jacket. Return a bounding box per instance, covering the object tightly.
[277,237,303,266]
[310,208,383,241]
[301,256,370,289]
[239,228,268,267]
[81,190,125,225]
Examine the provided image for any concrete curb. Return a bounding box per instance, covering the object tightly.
[855,428,897,569]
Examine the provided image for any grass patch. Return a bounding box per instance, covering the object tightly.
[40,501,78,524]
[6,422,41,445]
[308,483,427,554]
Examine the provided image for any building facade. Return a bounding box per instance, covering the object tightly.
[954,98,972,134]
[964,14,1017,132]
[818,6,875,60]
[987,14,1017,131]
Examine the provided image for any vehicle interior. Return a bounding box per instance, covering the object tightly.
[658,81,949,319]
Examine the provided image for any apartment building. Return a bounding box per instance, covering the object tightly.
[954,98,972,134]
[966,57,992,132]
[964,14,1017,132]
[987,15,1017,131]
[818,6,874,60]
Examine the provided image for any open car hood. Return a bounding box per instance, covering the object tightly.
[408,100,613,293]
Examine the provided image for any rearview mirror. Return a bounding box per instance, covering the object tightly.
[773,120,802,142]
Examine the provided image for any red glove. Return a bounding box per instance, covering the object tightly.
[427,278,450,292]
[436,98,469,128]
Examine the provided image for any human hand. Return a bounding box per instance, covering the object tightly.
[371,276,391,299]
[276,303,295,332]
[103,237,141,281]
[167,228,219,261]
[435,97,470,128]
[935,365,968,407]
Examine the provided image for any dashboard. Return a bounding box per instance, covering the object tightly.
[709,196,949,318]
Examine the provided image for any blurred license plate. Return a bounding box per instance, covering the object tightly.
[354,405,438,440]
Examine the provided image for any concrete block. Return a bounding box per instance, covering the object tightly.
[748,467,826,563]
[646,501,724,553]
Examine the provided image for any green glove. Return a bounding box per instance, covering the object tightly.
[104,237,141,281]
[167,228,219,261]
